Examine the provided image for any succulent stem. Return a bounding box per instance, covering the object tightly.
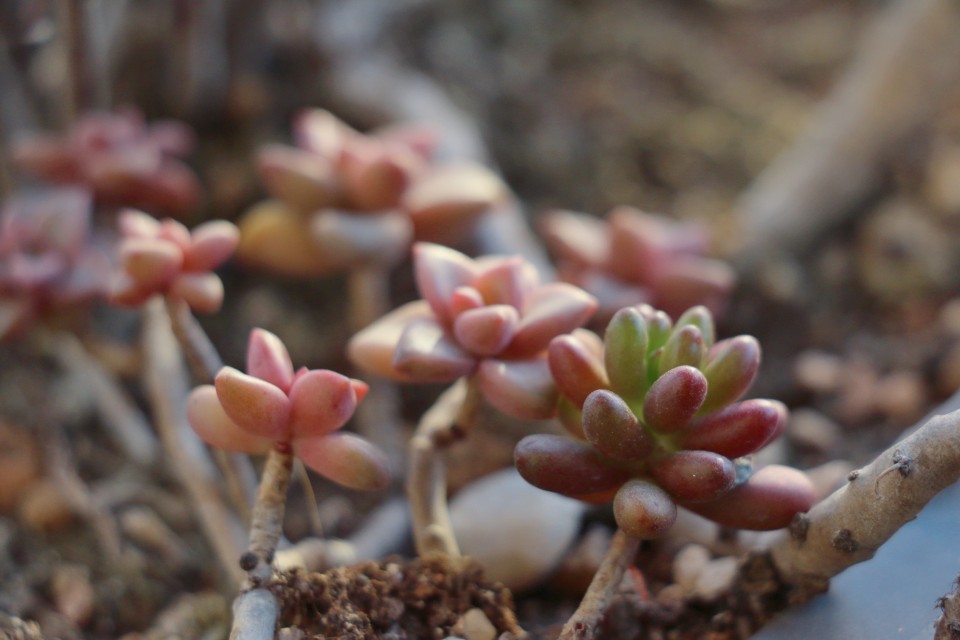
[244,445,294,583]
[406,377,482,557]
[559,528,641,640]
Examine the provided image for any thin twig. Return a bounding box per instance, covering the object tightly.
[164,295,258,518]
[47,331,159,467]
[406,377,482,557]
[768,407,960,598]
[142,297,246,586]
[241,447,293,583]
[559,529,640,640]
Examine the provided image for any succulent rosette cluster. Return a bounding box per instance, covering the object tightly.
[238,109,506,277]
[515,304,815,539]
[111,209,239,313]
[539,206,735,322]
[12,108,201,216]
[0,187,111,340]
[348,243,597,420]
[188,329,389,490]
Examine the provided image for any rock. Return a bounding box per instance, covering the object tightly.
[673,544,710,594]
[450,608,497,640]
[450,468,586,592]
[787,409,841,453]
[693,556,738,601]
[793,351,844,394]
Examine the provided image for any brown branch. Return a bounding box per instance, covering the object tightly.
[559,529,640,640]
[242,447,293,583]
[736,0,960,266]
[768,407,960,598]
[406,377,482,557]
[48,331,159,467]
[142,298,246,586]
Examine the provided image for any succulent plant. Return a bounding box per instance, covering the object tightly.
[0,187,111,340]
[187,328,390,491]
[539,206,735,323]
[348,242,597,419]
[515,304,814,538]
[12,108,201,216]
[111,209,239,314]
[237,109,506,276]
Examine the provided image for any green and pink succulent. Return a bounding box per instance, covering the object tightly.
[515,304,815,538]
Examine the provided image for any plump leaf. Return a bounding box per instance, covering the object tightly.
[170,272,224,314]
[649,450,736,503]
[295,432,390,491]
[548,333,608,408]
[509,283,598,357]
[677,399,787,458]
[187,385,272,453]
[603,307,649,403]
[393,317,476,382]
[476,357,559,420]
[215,367,291,440]
[413,242,478,324]
[681,464,815,530]
[674,305,715,350]
[453,304,519,356]
[582,390,653,462]
[347,300,434,381]
[288,370,359,438]
[246,328,294,393]
[613,479,677,539]
[658,325,705,373]
[699,336,761,414]
[642,365,708,433]
[183,220,240,272]
[514,434,629,497]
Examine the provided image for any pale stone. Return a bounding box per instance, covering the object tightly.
[450,468,585,592]
[692,556,739,601]
[673,544,710,594]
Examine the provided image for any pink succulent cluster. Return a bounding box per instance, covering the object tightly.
[188,329,389,491]
[348,243,598,419]
[12,108,201,216]
[238,109,506,277]
[0,188,111,340]
[515,304,814,539]
[112,209,239,314]
[539,206,735,322]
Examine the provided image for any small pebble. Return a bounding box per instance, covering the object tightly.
[692,556,738,601]
[673,544,710,594]
[787,409,842,453]
[51,564,96,627]
[794,351,844,394]
[872,370,926,422]
[450,608,497,640]
[450,468,585,592]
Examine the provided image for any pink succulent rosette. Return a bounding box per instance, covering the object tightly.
[238,109,506,277]
[539,206,735,322]
[12,108,201,216]
[0,187,111,340]
[111,209,239,314]
[348,243,598,419]
[188,329,390,491]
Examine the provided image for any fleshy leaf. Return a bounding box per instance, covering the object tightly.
[649,451,736,503]
[246,328,295,392]
[643,365,708,433]
[288,370,359,438]
[548,334,608,408]
[582,390,652,462]
[509,282,597,356]
[120,239,182,289]
[699,336,761,414]
[658,325,704,373]
[603,306,649,403]
[674,305,715,350]
[681,465,815,530]
[187,385,272,453]
[514,434,629,497]
[613,479,677,539]
[170,272,224,314]
[393,317,476,382]
[347,300,435,380]
[677,399,787,458]
[215,367,291,439]
[472,256,535,309]
[453,304,519,356]
[295,432,390,491]
[476,357,559,420]
[183,220,240,272]
[413,243,477,324]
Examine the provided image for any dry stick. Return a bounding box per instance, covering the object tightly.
[767,407,960,599]
[407,378,482,557]
[559,529,640,640]
[49,331,159,467]
[348,267,406,476]
[735,0,960,266]
[142,298,246,586]
[164,296,258,521]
